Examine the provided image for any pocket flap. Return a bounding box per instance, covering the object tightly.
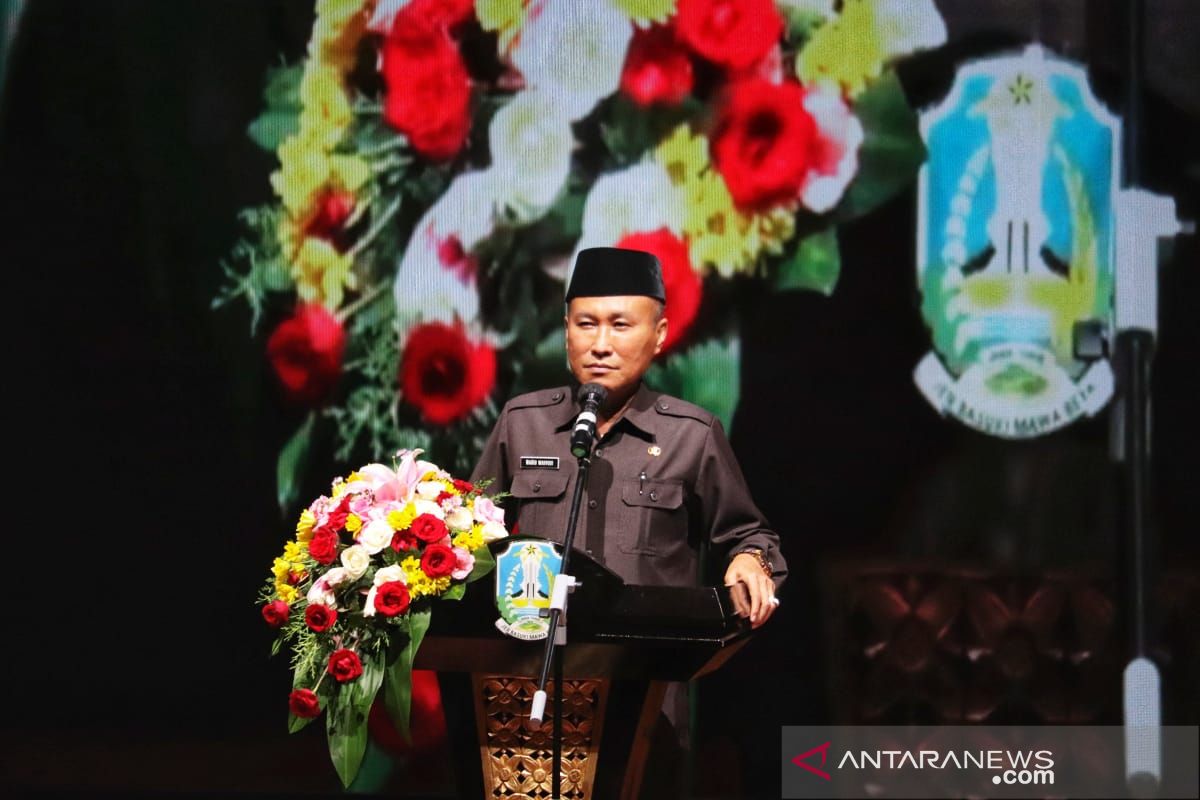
[620,478,683,509]
[511,471,569,499]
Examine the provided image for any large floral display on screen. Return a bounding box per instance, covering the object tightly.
[219,0,946,507]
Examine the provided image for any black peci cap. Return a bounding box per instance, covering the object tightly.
[565,247,665,303]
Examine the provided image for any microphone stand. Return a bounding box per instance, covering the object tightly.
[530,437,592,799]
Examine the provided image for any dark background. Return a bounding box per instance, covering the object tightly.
[1,1,1196,797]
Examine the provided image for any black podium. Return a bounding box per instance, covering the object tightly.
[414,537,750,799]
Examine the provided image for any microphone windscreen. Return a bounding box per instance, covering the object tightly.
[578,383,608,407]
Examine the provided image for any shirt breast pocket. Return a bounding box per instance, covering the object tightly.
[618,478,685,555]
[510,471,570,540]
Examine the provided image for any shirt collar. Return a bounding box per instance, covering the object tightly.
[554,381,658,441]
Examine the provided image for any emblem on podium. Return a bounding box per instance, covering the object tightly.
[494,539,563,640]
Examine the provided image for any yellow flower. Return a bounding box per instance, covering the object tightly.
[296,509,316,541]
[271,135,330,218]
[655,124,710,188]
[387,503,417,532]
[311,0,370,71]
[611,0,675,26]
[453,526,485,552]
[283,541,307,562]
[346,471,362,483]
[293,236,357,309]
[272,557,292,581]
[345,513,363,533]
[683,170,797,277]
[298,65,353,149]
[476,0,525,52]
[276,583,300,604]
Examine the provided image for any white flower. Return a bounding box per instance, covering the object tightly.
[374,564,407,586]
[416,480,446,499]
[799,83,864,213]
[873,0,947,58]
[446,506,475,532]
[392,171,502,329]
[307,567,348,606]
[413,498,446,520]
[512,0,633,121]
[363,585,379,616]
[490,90,574,222]
[340,545,371,580]
[358,518,394,555]
[481,520,509,542]
[570,161,685,271]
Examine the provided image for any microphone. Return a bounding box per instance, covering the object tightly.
[570,383,608,458]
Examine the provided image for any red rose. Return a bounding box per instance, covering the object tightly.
[421,543,457,578]
[308,529,339,565]
[380,12,471,161]
[410,513,449,544]
[452,479,474,495]
[620,25,694,107]
[262,600,290,628]
[328,648,364,683]
[374,581,411,617]
[305,189,356,244]
[391,528,420,552]
[266,305,346,407]
[712,78,817,211]
[288,688,321,718]
[399,323,497,425]
[615,229,702,353]
[675,0,782,70]
[400,0,475,30]
[305,603,338,632]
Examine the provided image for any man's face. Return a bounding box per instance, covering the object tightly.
[565,295,667,403]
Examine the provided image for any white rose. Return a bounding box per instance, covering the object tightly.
[362,585,379,617]
[413,498,445,520]
[490,90,574,223]
[358,518,394,555]
[480,520,508,543]
[873,0,947,58]
[446,506,474,532]
[572,162,685,263]
[416,480,445,499]
[799,83,864,213]
[512,0,632,121]
[339,545,371,580]
[374,565,407,586]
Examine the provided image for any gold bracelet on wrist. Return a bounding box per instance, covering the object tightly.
[741,548,773,577]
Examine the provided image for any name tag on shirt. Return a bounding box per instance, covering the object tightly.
[520,456,560,470]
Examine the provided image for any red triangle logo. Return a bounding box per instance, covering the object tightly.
[791,741,832,781]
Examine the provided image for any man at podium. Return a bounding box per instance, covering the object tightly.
[472,245,787,616]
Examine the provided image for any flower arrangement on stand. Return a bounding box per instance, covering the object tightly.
[260,448,507,786]
[218,0,947,507]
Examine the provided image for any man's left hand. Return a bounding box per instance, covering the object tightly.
[724,553,778,628]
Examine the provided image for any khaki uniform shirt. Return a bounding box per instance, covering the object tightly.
[471,383,786,588]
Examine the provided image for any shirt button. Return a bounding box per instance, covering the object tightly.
[533,482,542,493]
[594,448,603,456]
[649,490,659,502]
[658,401,669,410]
[551,392,563,402]
[588,499,598,509]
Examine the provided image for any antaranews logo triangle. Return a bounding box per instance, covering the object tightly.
[792,741,832,781]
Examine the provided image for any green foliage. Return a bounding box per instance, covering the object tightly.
[213,205,293,332]
[834,69,927,221]
[598,95,702,168]
[645,337,741,432]
[382,608,432,743]
[467,545,495,583]
[327,649,386,787]
[247,64,304,151]
[277,413,316,513]
[773,227,841,295]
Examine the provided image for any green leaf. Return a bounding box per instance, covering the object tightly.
[834,70,926,221]
[287,666,333,734]
[466,546,496,583]
[247,64,303,151]
[327,651,386,788]
[382,608,432,742]
[442,582,466,601]
[277,412,316,513]
[644,338,741,432]
[773,228,841,295]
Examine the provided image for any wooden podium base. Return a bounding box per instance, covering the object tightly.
[470,674,666,799]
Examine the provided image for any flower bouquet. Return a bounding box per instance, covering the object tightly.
[219,0,946,507]
[259,448,507,786]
